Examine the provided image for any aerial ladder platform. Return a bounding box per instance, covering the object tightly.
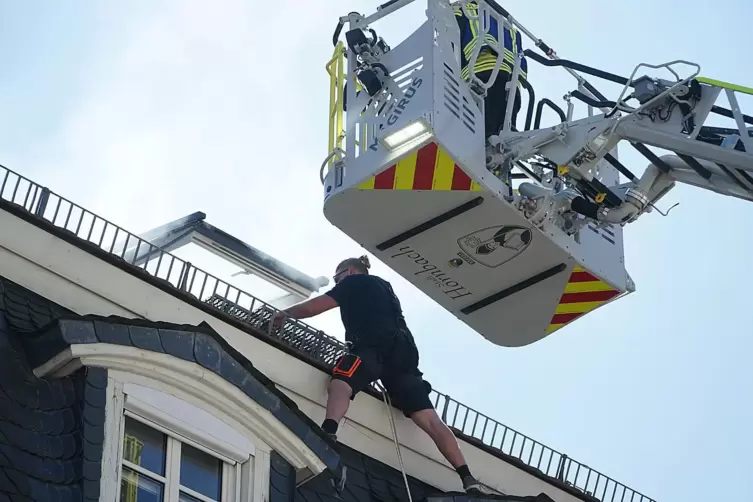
[320,0,753,347]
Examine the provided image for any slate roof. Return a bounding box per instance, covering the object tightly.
[271,444,441,502]
[295,442,440,502]
[0,275,343,501]
[0,277,106,502]
[273,443,561,502]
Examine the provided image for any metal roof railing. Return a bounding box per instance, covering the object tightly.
[0,162,655,502]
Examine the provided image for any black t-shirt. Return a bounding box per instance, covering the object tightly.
[325,274,405,342]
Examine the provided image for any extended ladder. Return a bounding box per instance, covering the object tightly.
[495,57,753,229]
[319,0,751,347]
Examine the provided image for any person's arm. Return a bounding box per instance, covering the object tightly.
[271,276,353,329]
[282,294,339,320]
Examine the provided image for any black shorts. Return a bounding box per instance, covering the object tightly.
[331,329,434,417]
[479,69,522,138]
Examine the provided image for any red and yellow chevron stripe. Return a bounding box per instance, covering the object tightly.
[546,266,621,334]
[358,142,483,192]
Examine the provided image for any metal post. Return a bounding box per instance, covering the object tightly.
[178,261,192,291]
[34,187,50,218]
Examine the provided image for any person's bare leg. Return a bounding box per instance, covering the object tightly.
[321,379,353,439]
[325,379,353,421]
[409,408,466,467]
[410,408,492,494]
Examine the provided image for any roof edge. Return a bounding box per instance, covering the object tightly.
[0,198,600,502]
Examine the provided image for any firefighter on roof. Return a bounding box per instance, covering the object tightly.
[272,255,494,495]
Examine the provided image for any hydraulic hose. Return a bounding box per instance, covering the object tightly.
[523,50,629,102]
[569,90,618,110]
[570,196,598,220]
[523,50,630,87]
[519,162,666,225]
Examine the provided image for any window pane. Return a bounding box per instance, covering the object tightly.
[178,492,202,502]
[120,467,164,502]
[179,443,222,500]
[122,417,167,476]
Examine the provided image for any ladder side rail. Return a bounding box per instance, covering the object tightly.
[608,120,753,205]
[662,162,753,202]
[724,88,753,153]
[616,121,752,173]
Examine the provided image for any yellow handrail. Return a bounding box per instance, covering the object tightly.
[326,42,346,166]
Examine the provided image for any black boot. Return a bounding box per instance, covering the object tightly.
[462,475,494,495]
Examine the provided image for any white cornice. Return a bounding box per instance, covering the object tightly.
[34,342,328,477]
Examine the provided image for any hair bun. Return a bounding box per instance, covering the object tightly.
[358,255,371,269]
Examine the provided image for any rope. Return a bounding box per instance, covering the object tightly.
[375,381,413,502]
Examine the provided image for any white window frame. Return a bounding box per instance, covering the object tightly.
[119,411,240,502]
[103,375,270,502]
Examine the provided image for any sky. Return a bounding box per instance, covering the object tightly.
[1,1,752,501]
